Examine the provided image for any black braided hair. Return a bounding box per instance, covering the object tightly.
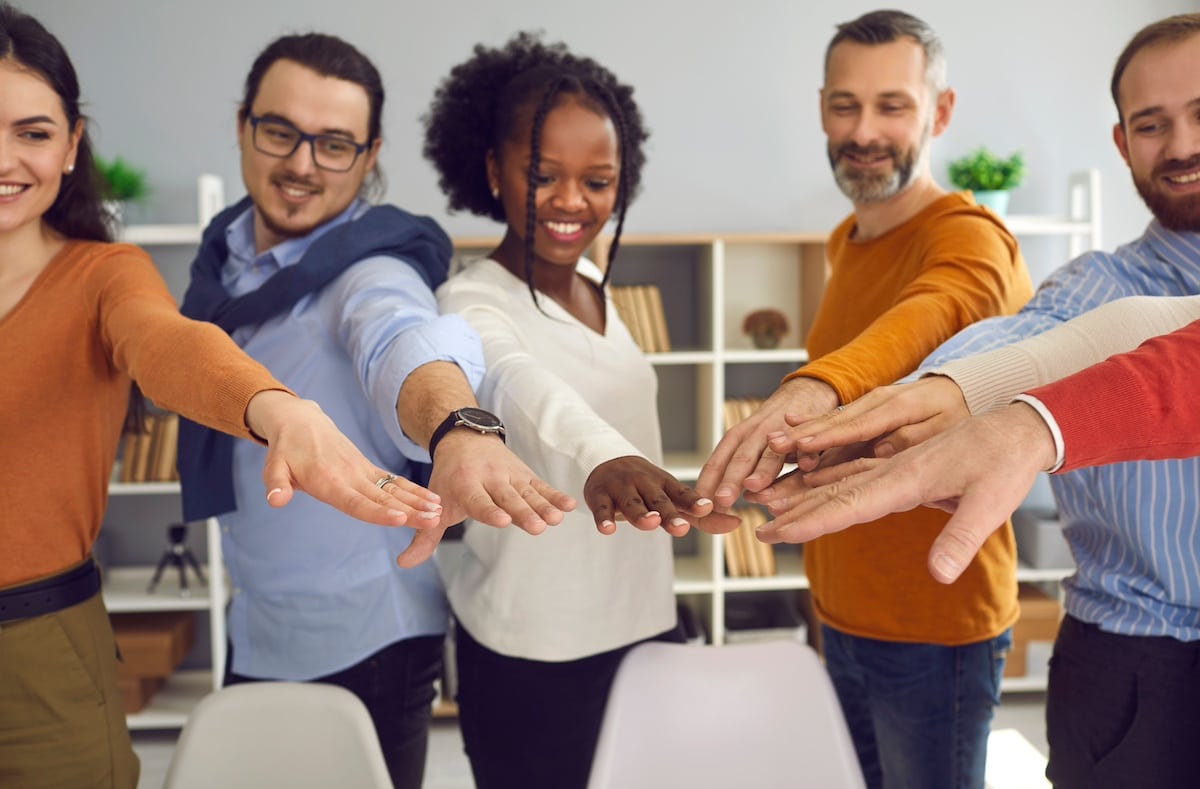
[422,31,648,300]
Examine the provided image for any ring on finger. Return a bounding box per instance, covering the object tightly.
[375,473,397,489]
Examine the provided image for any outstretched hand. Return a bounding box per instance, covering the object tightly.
[584,456,741,537]
[755,403,1058,584]
[769,375,972,461]
[403,431,577,568]
[246,390,444,529]
[696,377,839,511]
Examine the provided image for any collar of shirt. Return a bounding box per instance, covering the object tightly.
[220,198,369,298]
[1144,220,1200,274]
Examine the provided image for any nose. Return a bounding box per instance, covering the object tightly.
[850,109,883,147]
[1164,118,1200,163]
[549,179,586,211]
[283,139,319,176]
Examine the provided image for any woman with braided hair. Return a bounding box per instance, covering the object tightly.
[424,31,737,788]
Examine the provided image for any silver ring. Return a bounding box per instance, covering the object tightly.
[836,405,845,412]
[375,473,397,489]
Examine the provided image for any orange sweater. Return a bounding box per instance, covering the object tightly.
[795,193,1032,644]
[1,241,284,589]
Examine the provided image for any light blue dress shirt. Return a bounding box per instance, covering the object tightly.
[921,221,1200,641]
[217,199,483,680]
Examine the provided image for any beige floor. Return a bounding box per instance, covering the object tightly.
[134,693,1049,788]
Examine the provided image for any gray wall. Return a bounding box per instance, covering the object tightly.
[30,0,1194,267]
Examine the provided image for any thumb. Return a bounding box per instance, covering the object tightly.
[262,453,296,509]
[396,524,447,568]
[927,491,997,584]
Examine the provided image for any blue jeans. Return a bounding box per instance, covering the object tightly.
[820,624,1011,789]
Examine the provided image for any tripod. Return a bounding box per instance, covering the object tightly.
[146,523,207,597]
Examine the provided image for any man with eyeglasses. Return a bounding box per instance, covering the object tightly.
[174,33,574,789]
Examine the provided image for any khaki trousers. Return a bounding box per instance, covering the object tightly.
[0,589,139,788]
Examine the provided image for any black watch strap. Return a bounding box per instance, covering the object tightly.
[428,408,506,459]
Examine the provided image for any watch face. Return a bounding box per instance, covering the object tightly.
[457,407,503,430]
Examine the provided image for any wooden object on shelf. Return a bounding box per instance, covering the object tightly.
[722,398,765,431]
[1004,583,1062,678]
[111,610,196,679]
[117,675,166,715]
[724,507,776,578]
[609,284,670,353]
[118,412,180,483]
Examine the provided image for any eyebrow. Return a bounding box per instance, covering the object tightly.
[14,115,58,125]
[1127,97,1200,124]
[256,112,358,139]
[824,90,915,102]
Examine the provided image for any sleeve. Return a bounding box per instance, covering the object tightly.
[324,254,486,460]
[1023,320,1200,473]
[931,294,1200,414]
[94,245,287,439]
[437,277,643,497]
[909,247,1157,383]
[790,212,1029,402]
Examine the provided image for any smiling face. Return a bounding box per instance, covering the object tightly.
[238,59,379,252]
[487,94,620,273]
[821,38,950,205]
[0,59,80,240]
[1113,33,1200,232]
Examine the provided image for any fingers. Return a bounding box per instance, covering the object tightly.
[697,423,764,510]
[774,387,908,454]
[395,523,449,569]
[927,496,998,584]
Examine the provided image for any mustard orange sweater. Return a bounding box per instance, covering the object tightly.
[1,241,284,589]
[796,193,1032,645]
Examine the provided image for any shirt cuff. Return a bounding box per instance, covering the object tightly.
[1011,394,1065,473]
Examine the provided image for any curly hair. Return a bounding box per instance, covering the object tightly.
[422,31,648,289]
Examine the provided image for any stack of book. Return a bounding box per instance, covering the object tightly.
[724,506,777,578]
[722,398,766,431]
[118,412,180,483]
[609,284,671,353]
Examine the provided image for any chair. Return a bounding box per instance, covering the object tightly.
[163,682,393,789]
[587,640,866,789]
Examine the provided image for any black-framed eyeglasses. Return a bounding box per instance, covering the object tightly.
[247,114,370,172]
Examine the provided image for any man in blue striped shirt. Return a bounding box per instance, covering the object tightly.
[914,14,1200,788]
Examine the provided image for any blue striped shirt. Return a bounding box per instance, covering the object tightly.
[921,221,1200,641]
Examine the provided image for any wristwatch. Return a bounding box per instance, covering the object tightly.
[428,407,506,458]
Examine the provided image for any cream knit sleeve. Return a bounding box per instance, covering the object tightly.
[928,294,1200,414]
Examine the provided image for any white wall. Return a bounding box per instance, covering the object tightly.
[30,0,1194,267]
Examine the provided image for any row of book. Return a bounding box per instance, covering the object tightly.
[118,412,180,483]
[722,397,766,431]
[724,506,778,578]
[610,284,671,353]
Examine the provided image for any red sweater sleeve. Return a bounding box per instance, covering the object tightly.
[1028,319,1200,473]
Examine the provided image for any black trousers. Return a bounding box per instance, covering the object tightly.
[225,635,443,789]
[454,620,682,789]
[1046,614,1200,788]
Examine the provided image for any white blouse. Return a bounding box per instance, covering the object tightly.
[435,258,676,661]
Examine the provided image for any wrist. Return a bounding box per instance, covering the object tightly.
[245,389,303,443]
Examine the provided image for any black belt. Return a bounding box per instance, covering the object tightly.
[0,560,101,623]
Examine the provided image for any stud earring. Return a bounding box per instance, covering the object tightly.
[491,186,499,200]
[64,165,75,174]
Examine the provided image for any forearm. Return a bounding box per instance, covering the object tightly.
[1025,320,1200,472]
[396,360,482,450]
[933,294,1200,414]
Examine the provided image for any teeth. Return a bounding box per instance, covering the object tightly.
[0,184,24,196]
[545,221,582,234]
[281,186,311,197]
[1167,171,1200,184]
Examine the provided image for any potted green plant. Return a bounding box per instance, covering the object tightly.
[93,155,150,225]
[947,147,1024,217]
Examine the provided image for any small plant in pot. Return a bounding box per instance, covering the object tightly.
[94,155,150,225]
[947,147,1024,217]
[742,308,790,349]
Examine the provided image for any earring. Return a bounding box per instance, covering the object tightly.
[64,165,75,174]
[491,186,499,200]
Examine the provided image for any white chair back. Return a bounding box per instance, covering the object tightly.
[588,640,865,789]
[164,681,393,789]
